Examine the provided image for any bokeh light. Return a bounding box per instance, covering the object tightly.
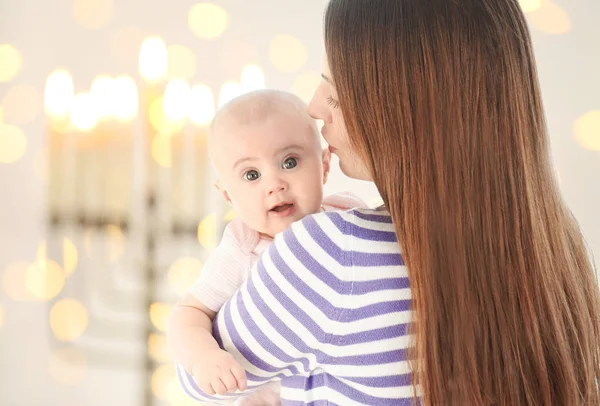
[72,0,114,30]
[528,1,571,34]
[0,124,27,164]
[152,133,173,168]
[1,84,42,125]
[291,71,321,104]
[240,64,265,93]
[106,224,126,262]
[574,111,600,151]
[139,37,168,83]
[188,3,229,39]
[113,75,139,122]
[167,257,202,297]
[24,260,66,300]
[44,69,74,121]
[150,303,172,333]
[2,262,37,301]
[167,45,197,81]
[188,84,215,127]
[49,347,87,386]
[218,81,241,109]
[90,75,115,120]
[168,379,201,406]
[149,96,185,134]
[223,208,237,221]
[50,298,89,342]
[518,0,542,13]
[269,34,308,73]
[164,79,191,122]
[197,213,217,249]
[151,364,176,400]
[0,44,22,82]
[70,92,99,132]
[148,333,171,363]
[37,238,79,276]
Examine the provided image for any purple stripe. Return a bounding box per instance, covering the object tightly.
[283,401,335,406]
[283,225,406,295]
[326,212,397,242]
[221,298,288,373]
[338,373,413,388]
[350,210,394,224]
[283,374,417,405]
[333,323,412,345]
[325,348,408,366]
[303,216,404,266]
[233,282,308,373]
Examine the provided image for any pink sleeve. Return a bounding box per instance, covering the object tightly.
[188,218,260,313]
[322,191,368,211]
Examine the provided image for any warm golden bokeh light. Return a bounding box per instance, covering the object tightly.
[188,84,215,127]
[72,0,114,30]
[150,303,173,333]
[50,298,89,342]
[197,213,217,249]
[1,84,42,125]
[168,379,201,406]
[0,124,27,164]
[574,111,600,151]
[164,79,191,122]
[149,96,185,134]
[269,34,308,73]
[148,333,172,363]
[151,364,176,400]
[224,208,237,222]
[106,224,126,262]
[188,3,229,39]
[70,92,99,132]
[518,0,542,13]
[167,257,202,297]
[49,347,88,386]
[90,75,115,120]
[0,44,22,82]
[152,133,173,168]
[167,45,197,81]
[113,75,139,122]
[24,260,66,300]
[139,36,168,83]
[292,71,322,104]
[528,1,571,34]
[45,69,74,121]
[37,238,79,276]
[2,262,37,301]
[218,81,241,109]
[240,64,265,93]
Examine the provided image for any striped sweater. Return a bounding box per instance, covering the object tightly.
[176,208,418,405]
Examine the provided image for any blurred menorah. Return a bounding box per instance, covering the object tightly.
[39,36,262,406]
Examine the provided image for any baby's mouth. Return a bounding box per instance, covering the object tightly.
[270,203,294,213]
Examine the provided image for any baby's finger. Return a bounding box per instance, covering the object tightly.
[230,363,247,391]
[220,372,238,392]
[211,379,228,395]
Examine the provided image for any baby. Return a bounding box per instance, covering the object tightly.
[167,89,364,405]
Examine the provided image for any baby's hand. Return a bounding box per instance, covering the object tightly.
[191,349,247,395]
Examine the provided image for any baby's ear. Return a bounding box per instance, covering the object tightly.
[322,147,332,184]
[214,181,232,205]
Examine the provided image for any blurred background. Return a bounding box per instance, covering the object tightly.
[0,0,598,405]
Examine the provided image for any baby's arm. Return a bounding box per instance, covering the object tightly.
[168,293,247,395]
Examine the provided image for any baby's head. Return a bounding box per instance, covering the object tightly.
[209,90,331,238]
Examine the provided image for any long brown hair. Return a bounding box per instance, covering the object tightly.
[324,0,600,404]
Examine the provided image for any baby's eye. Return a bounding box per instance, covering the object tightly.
[283,157,298,170]
[244,170,260,181]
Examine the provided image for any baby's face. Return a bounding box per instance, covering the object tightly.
[212,113,328,238]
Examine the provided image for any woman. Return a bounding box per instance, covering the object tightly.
[176,0,600,404]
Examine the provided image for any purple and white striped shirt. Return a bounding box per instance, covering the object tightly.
[177,208,418,405]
